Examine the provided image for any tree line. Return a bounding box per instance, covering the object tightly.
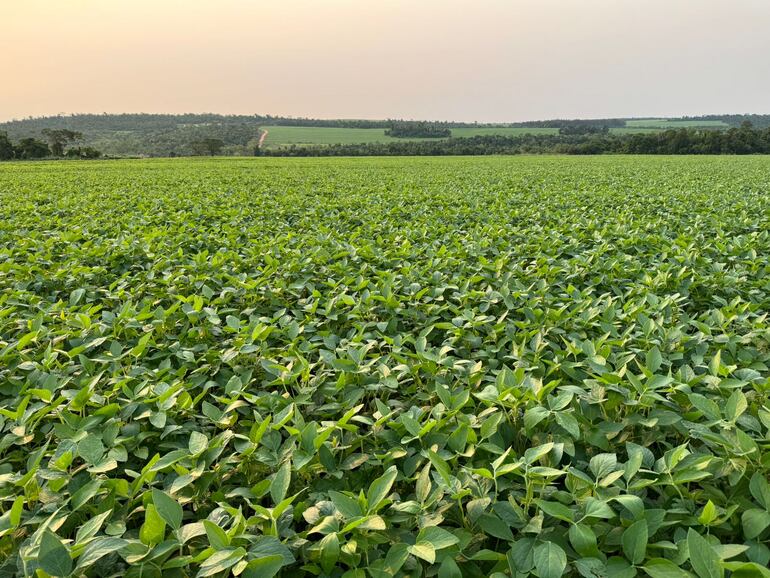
[5,113,770,158]
[0,129,101,160]
[263,123,770,157]
[385,121,452,138]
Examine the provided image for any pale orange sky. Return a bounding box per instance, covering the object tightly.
[3,0,770,122]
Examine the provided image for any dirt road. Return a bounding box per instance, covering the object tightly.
[258,129,269,148]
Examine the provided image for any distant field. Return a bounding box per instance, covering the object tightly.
[625,119,729,128]
[261,125,559,147]
[450,127,558,137]
[610,127,666,134]
[259,122,728,148]
[261,126,399,146]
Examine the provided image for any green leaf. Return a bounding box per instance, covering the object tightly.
[152,488,183,530]
[741,508,770,539]
[646,347,663,373]
[536,499,574,522]
[643,558,694,578]
[203,520,230,549]
[569,523,599,557]
[725,562,770,578]
[749,472,770,510]
[77,434,105,465]
[196,547,247,578]
[319,532,340,574]
[698,500,717,526]
[242,555,284,578]
[367,465,397,513]
[70,288,86,305]
[139,504,166,546]
[417,526,460,550]
[38,530,73,577]
[524,442,554,465]
[533,541,567,578]
[409,541,436,564]
[584,497,615,519]
[478,513,514,541]
[76,537,129,570]
[416,463,431,503]
[622,519,648,565]
[554,411,580,438]
[724,390,747,421]
[439,557,463,578]
[270,461,291,505]
[428,450,454,487]
[70,479,102,511]
[687,529,723,578]
[188,431,209,455]
[380,543,410,575]
[249,536,294,566]
[524,406,550,430]
[329,490,362,519]
[589,453,618,479]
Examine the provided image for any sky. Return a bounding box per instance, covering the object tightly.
[3,0,770,123]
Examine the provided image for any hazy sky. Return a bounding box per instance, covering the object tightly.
[3,0,770,122]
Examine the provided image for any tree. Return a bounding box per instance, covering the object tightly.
[65,146,102,159]
[41,129,83,156]
[0,131,13,160]
[385,121,452,138]
[190,138,225,156]
[14,138,50,159]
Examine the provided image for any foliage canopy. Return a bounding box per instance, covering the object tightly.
[1,156,770,577]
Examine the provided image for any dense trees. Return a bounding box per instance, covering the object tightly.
[0,132,13,160]
[385,121,452,138]
[0,131,102,160]
[13,138,51,159]
[191,138,225,155]
[41,129,83,156]
[4,114,770,158]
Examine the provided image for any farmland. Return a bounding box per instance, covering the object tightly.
[259,123,727,149]
[624,119,730,129]
[1,156,770,577]
[260,126,559,148]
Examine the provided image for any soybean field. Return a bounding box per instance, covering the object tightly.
[1,156,770,577]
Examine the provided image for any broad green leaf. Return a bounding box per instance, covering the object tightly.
[319,532,340,574]
[76,537,129,570]
[439,557,463,578]
[196,547,246,577]
[409,541,436,564]
[139,504,166,546]
[367,465,397,513]
[698,500,717,526]
[152,488,183,530]
[242,555,284,578]
[533,542,567,578]
[417,526,460,550]
[643,558,694,578]
[569,523,599,557]
[38,530,73,577]
[741,508,770,539]
[687,529,723,578]
[203,520,230,549]
[622,519,648,565]
[188,431,209,455]
[270,461,291,505]
[749,472,770,510]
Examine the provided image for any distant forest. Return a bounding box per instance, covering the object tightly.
[2,113,770,158]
